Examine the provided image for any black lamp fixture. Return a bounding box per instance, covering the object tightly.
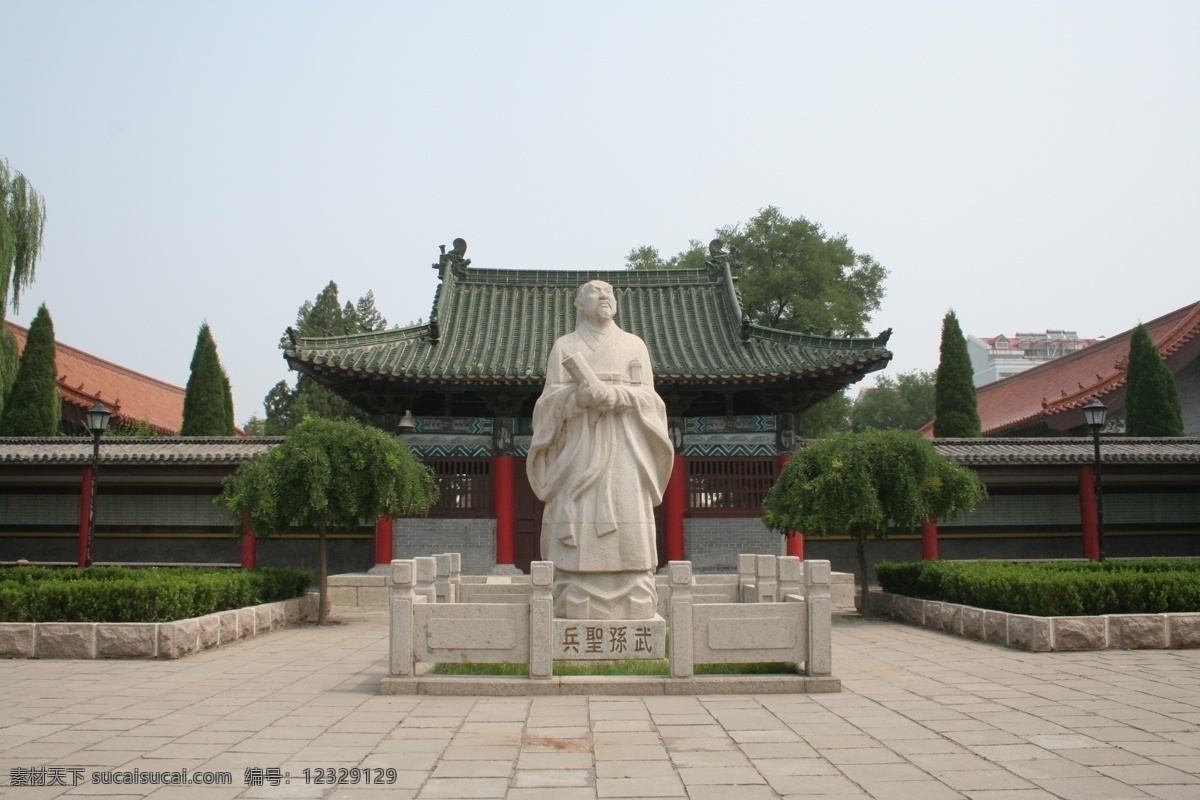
[1082,396,1107,562]
[84,401,111,567]
[86,401,112,434]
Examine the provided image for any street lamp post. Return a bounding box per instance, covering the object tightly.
[1082,396,1108,562]
[84,401,111,567]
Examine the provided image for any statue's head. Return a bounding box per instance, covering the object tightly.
[575,280,617,323]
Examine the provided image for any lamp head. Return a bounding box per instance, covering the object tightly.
[1081,396,1108,430]
[86,401,111,435]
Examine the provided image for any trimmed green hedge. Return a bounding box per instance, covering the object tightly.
[875,559,1200,617]
[0,566,312,623]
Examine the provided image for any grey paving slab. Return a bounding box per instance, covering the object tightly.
[0,608,1197,800]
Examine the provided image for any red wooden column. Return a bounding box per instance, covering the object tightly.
[240,513,257,569]
[921,519,939,561]
[786,531,805,560]
[76,464,92,568]
[664,454,687,562]
[1078,466,1100,561]
[777,453,804,559]
[373,516,393,568]
[493,453,516,566]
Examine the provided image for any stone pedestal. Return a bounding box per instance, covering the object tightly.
[553,616,666,660]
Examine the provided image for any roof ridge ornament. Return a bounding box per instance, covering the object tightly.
[433,237,471,279]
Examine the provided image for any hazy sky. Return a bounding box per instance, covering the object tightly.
[4,1,1198,426]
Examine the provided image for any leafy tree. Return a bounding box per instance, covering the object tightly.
[104,417,159,437]
[852,370,936,432]
[762,429,987,613]
[181,323,235,436]
[627,206,887,336]
[0,304,59,436]
[0,324,18,420]
[1,157,46,320]
[933,310,981,437]
[217,417,438,623]
[1124,324,1183,436]
[261,282,389,434]
[798,390,851,438]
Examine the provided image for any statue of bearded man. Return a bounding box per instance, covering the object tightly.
[527,279,674,620]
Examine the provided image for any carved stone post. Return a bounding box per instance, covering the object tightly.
[804,559,832,676]
[389,560,416,677]
[529,561,554,679]
[669,561,694,679]
[756,555,778,603]
[414,557,437,603]
[737,554,756,603]
[434,554,452,603]
[448,552,462,603]
[778,556,802,600]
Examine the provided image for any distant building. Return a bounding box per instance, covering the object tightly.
[962,301,1200,437]
[968,330,1099,386]
[5,320,184,435]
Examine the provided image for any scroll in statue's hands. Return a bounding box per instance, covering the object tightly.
[575,382,619,411]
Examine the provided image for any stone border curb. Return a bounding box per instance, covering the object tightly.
[379,674,841,696]
[0,593,320,660]
[869,590,1200,651]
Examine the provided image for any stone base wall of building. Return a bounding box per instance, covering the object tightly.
[869,590,1200,651]
[684,518,783,573]
[0,593,319,660]
[393,518,496,576]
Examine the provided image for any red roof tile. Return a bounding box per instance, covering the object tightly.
[971,301,1200,435]
[5,321,185,435]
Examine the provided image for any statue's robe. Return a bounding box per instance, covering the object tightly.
[527,322,674,582]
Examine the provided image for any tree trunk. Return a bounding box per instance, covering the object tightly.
[856,533,869,617]
[317,521,328,625]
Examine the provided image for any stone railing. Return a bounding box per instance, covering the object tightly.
[381,554,839,695]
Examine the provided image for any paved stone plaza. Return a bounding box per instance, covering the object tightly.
[1,608,1197,800]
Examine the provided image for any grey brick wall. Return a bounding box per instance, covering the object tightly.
[393,517,496,575]
[684,518,784,573]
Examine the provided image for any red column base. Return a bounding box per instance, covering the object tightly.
[374,516,394,566]
[494,454,515,566]
[921,520,939,561]
[786,532,805,560]
[77,465,92,568]
[1079,466,1100,561]
[664,454,686,562]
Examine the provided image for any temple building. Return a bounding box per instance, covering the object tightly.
[285,240,894,573]
[5,320,185,435]
[968,300,1200,437]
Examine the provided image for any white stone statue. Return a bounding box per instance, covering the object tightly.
[527,280,675,620]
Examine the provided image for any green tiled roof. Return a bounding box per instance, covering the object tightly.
[285,262,892,388]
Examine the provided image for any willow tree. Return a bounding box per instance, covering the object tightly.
[217,417,438,623]
[1,157,47,415]
[763,429,986,613]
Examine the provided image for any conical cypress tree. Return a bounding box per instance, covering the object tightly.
[1124,324,1183,436]
[934,310,981,437]
[0,304,59,435]
[181,323,235,436]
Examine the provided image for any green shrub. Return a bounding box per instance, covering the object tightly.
[0,566,311,623]
[875,559,1200,616]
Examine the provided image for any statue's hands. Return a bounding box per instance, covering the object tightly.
[576,382,618,410]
